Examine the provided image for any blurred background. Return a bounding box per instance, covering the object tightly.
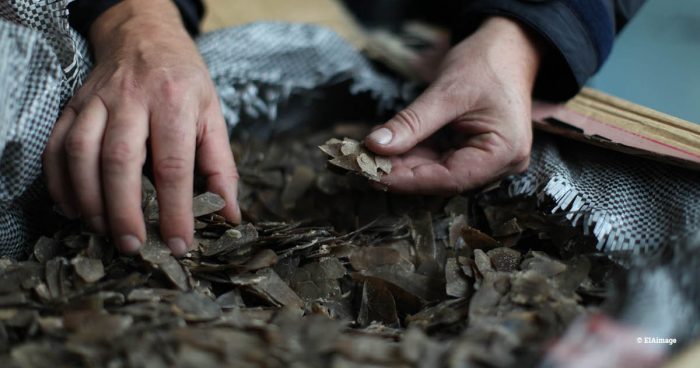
[589,0,700,124]
[202,0,700,124]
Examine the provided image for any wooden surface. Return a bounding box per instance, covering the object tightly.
[532,87,700,170]
[201,0,366,48]
[567,88,700,158]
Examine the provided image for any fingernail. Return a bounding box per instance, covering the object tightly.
[119,235,142,254]
[368,128,393,145]
[87,216,106,234]
[168,237,188,257]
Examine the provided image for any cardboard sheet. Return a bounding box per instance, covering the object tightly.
[202,0,366,48]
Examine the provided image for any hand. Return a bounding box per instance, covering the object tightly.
[43,0,241,256]
[365,17,544,194]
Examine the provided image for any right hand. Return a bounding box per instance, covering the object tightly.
[364,17,541,195]
[43,0,241,256]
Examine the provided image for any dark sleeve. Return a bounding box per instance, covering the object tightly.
[453,0,646,101]
[68,0,205,38]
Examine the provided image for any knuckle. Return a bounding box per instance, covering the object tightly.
[102,141,139,168]
[209,168,240,182]
[229,170,240,182]
[67,87,93,109]
[154,156,190,182]
[511,145,531,167]
[110,213,141,231]
[219,171,241,186]
[393,107,423,137]
[160,80,187,105]
[62,104,80,118]
[64,134,92,159]
[117,79,138,97]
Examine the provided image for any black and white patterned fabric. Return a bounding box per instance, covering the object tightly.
[507,134,700,255]
[0,0,89,257]
[1,0,698,259]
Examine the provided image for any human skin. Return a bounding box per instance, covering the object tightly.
[43,0,241,256]
[365,16,544,194]
[43,4,541,256]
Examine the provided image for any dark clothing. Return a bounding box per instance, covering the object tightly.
[68,0,204,37]
[68,0,646,101]
[456,0,646,100]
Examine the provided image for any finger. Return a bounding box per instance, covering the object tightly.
[395,146,441,168]
[365,84,465,156]
[382,155,461,195]
[43,106,79,218]
[383,163,458,194]
[443,134,530,188]
[101,107,149,254]
[197,105,241,224]
[151,107,197,257]
[64,97,108,233]
[382,135,521,194]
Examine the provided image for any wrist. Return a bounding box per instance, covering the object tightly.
[474,16,546,93]
[89,0,188,61]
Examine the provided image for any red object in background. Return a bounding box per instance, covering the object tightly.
[542,314,668,368]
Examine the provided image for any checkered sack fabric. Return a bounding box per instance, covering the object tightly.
[0,0,401,258]
[507,133,700,255]
[0,0,89,258]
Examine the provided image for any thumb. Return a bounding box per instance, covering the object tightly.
[365,88,456,155]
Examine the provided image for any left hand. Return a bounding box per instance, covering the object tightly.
[364,17,544,194]
[42,0,240,256]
